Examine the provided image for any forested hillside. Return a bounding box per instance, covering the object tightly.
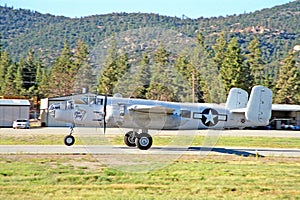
[0,1,299,104]
[1,1,299,65]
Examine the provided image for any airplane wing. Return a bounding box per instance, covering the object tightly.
[128,105,175,115]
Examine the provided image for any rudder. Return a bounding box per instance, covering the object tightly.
[246,86,273,125]
[225,88,248,110]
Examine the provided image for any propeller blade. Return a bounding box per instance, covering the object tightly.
[103,94,107,134]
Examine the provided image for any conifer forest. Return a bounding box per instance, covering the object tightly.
[0,1,299,104]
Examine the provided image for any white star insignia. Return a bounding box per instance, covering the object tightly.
[204,109,217,124]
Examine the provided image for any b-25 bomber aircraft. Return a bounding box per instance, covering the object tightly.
[49,86,272,150]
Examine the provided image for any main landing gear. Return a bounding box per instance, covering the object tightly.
[64,126,75,146]
[63,126,152,150]
[124,129,153,150]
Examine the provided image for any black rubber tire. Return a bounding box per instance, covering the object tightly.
[124,131,137,147]
[135,133,152,150]
[64,135,75,146]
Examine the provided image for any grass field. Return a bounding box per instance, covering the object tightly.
[0,155,299,199]
[0,130,299,199]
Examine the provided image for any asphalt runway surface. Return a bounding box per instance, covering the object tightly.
[0,127,300,157]
[0,145,300,157]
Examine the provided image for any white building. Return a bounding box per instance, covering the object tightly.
[271,104,300,129]
[0,99,30,127]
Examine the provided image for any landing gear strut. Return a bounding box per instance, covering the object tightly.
[124,129,152,150]
[64,126,75,146]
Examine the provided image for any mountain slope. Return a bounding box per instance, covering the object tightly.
[0,0,299,66]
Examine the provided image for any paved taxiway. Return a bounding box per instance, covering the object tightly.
[0,128,299,157]
[0,145,300,157]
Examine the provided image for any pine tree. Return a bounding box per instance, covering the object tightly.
[35,61,49,99]
[212,32,227,70]
[113,51,130,95]
[0,51,11,94]
[97,34,129,95]
[2,63,19,96]
[21,50,37,92]
[174,52,194,102]
[190,33,212,103]
[14,63,25,96]
[97,35,118,95]
[146,44,176,101]
[246,37,264,86]
[131,53,151,98]
[73,39,95,93]
[175,48,204,102]
[116,51,130,78]
[49,41,75,96]
[220,37,251,94]
[274,50,300,104]
[0,34,2,55]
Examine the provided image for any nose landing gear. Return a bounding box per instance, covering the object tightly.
[64,126,75,146]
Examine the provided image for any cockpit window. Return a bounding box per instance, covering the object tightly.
[180,110,191,118]
[96,98,104,105]
[82,96,97,104]
[66,101,73,109]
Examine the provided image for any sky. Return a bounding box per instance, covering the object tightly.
[0,0,294,19]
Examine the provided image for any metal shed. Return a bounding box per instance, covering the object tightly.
[0,99,30,127]
[270,104,300,129]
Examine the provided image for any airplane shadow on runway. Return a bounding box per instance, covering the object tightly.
[188,147,264,157]
[147,146,264,157]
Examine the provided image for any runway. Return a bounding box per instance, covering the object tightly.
[0,128,299,157]
[0,145,299,157]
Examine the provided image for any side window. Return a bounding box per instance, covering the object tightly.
[180,110,191,118]
[60,102,66,110]
[66,101,73,109]
[97,98,104,105]
[120,104,125,116]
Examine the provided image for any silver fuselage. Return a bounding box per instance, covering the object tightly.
[49,96,267,130]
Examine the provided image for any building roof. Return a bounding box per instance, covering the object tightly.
[0,99,30,106]
[272,104,300,112]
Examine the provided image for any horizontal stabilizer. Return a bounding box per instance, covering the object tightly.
[230,108,246,113]
[246,86,273,125]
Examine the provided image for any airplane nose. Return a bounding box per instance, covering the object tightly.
[49,109,55,118]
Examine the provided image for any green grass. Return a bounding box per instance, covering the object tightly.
[1,134,300,148]
[0,155,299,199]
[0,134,65,145]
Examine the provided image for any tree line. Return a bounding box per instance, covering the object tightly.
[0,32,299,104]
